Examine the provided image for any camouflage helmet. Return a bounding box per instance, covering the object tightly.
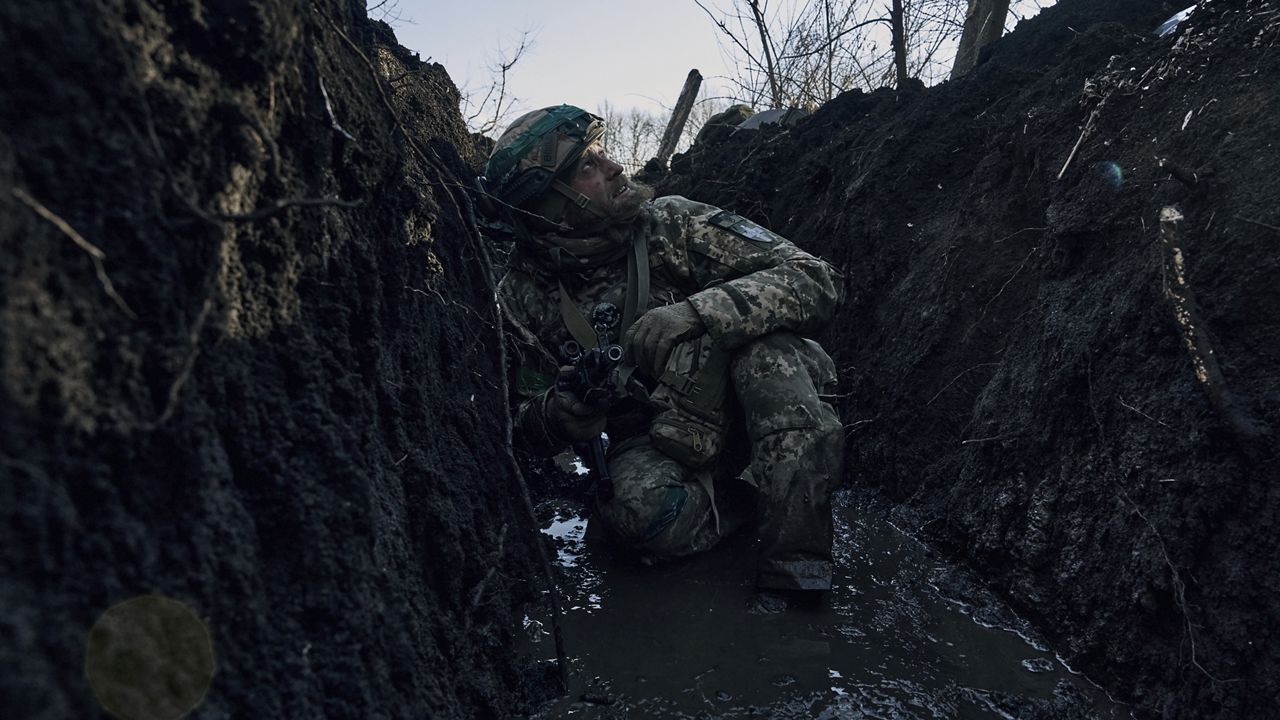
[482,105,606,219]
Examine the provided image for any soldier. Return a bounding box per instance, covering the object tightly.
[480,105,844,605]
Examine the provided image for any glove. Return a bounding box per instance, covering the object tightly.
[623,300,707,376]
[543,382,608,444]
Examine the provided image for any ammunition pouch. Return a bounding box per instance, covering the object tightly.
[648,336,732,468]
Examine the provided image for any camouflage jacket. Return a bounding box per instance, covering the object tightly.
[499,195,842,457]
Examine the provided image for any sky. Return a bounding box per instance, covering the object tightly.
[375,0,736,130]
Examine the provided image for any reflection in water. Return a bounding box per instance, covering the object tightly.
[526,490,1124,719]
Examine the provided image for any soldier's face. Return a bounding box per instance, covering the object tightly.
[563,142,651,230]
[569,143,627,211]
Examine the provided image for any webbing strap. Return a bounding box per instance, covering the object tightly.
[656,344,731,422]
[557,229,650,349]
[621,231,650,336]
[551,179,609,220]
[558,278,597,349]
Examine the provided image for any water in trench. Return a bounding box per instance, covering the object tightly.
[524,488,1126,719]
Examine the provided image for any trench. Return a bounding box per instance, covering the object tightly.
[523,484,1125,719]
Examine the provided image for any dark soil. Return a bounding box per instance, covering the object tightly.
[4,0,1277,718]
[657,0,1280,716]
[1,0,550,717]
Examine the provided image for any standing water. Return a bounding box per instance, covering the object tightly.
[525,489,1125,719]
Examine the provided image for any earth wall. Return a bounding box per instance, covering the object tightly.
[658,0,1279,716]
[1,0,543,717]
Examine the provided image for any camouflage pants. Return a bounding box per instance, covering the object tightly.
[594,331,844,590]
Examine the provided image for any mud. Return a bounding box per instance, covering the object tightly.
[529,488,1123,719]
[4,0,1277,718]
[657,0,1280,716]
[1,1,547,717]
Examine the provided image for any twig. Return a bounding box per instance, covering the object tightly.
[969,245,1037,333]
[318,75,358,143]
[1116,487,1236,685]
[926,362,999,406]
[1057,105,1103,180]
[12,188,138,319]
[842,418,874,437]
[323,11,571,688]
[139,292,216,431]
[1118,396,1171,428]
[1233,215,1280,234]
[468,523,509,615]
[961,431,1022,445]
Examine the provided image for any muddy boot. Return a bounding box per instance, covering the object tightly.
[752,422,843,592]
[729,332,845,593]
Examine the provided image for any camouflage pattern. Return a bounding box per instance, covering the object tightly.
[483,105,605,220]
[500,195,844,588]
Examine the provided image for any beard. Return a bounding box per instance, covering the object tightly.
[563,177,655,233]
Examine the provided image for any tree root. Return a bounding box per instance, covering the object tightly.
[11,187,138,320]
[322,10,572,690]
[1159,206,1270,459]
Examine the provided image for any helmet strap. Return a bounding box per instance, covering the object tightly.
[550,178,609,220]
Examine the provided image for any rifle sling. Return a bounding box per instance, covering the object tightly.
[557,230,650,349]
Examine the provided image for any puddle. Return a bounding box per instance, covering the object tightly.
[524,489,1126,719]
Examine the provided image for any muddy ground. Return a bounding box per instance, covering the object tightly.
[2,0,1277,718]
[658,0,1279,716]
[1,0,548,717]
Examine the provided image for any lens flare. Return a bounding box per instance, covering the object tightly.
[1097,161,1124,190]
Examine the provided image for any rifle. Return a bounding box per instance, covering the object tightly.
[557,303,624,501]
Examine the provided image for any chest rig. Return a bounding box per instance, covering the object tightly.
[552,223,733,472]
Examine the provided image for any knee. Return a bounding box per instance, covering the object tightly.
[732,332,837,395]
[732,333,840,439]
[596,482,712,557]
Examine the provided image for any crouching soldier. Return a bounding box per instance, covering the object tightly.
[479,105,845,602]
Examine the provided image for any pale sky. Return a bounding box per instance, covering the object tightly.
[379,0,734,129]
[377,1,1058,137]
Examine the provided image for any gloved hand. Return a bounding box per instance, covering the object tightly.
[623,300,707,376]
[544,383,608,444]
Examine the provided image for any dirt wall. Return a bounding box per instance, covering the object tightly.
[1,0,542,717]
[659,0,1279,716]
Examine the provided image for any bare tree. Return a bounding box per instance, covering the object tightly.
[461,31,536,136]
[695,0,1049,105]
[366,0,411,27]
[597,101,664,174]
[951,0,1013,78]
[891,0,909,87]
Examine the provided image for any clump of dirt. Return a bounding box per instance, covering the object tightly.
[659,0,1279,716]
[1,1,550,717]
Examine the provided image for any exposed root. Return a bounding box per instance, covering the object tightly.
[961,431,1024,445]
[1118,396,1171,428]
[322,11,572,690]
[967,244,1038,336]
[925,362,1000,407]
[137,292,216,431]
[1057,104,1103,180]
[465,523,509,630]
[318,75,358,143]
[1116,487,1237,685]
[11,187,138,320]
[1159,206,1270,456]
[1233,214,1280,234]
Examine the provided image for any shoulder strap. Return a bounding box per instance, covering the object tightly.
[621,230,650,336]
[558,228,650,349]
[558,278,597,349]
